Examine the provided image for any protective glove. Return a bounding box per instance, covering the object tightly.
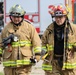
[30,58,37,64]
[2,34,14,47]
[3,39,11,47]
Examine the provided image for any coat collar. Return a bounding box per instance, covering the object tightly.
[46,23,54,34]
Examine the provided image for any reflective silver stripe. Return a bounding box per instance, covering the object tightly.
[63,62,76,69]
[12,41,32,47]
[42,46,47,52]
[42,64,52,71]
[3,59,31,67]
[34,47,41,53]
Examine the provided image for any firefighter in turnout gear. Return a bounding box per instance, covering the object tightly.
[0,4,41,75]
[41,4,76,75]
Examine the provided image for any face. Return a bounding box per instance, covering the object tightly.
[10,16,23,24]
[55,16,66,26]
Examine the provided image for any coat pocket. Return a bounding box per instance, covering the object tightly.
[3,48,12,59]
[20,46,32,57]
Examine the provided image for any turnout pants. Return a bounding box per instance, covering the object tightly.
[4,65,32,75]
[44,59,76,75]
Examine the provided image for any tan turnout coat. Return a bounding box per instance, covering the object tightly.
[0,20,41,67]
[41,23,76,71]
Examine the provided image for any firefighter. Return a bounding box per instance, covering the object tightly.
[41,4,76,75]
[0,4,41,75]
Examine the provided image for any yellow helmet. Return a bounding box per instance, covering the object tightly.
[9,4,26,17]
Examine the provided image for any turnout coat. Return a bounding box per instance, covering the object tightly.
[0,20,41,67]
[41,23,76,71]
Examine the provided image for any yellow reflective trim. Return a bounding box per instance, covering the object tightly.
[67,44,73,49]
[22,60,31,65]
[42,46,47,51]
[10,61,17,66]
[3,59,31,67]
[73,42,76,46]
[12,40,32,47]
[64,43,74,49]
[42,46,46,49]
[0,48,2,54]
[16,60,23,65]
[42,64,52,71]
[72,42,76,49]
[3,61,16,66]
[63,62,76,69]
[17,60,31,65]
[34,47,41,53]
[47,45,53,51]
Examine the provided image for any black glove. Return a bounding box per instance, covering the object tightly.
[30,58,37,64]
[2,34,14,47]
[3,39,11,46]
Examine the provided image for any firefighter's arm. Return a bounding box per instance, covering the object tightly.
[41,45,48,60]
[33,46,41,62]
[41,30,48,60]
[30,25,41,62]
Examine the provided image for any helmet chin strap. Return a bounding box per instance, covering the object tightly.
[9,16,24,26]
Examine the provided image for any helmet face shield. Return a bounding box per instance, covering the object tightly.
[10,12,22,17]
[9,4,26,17]
[54,10,66,17]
